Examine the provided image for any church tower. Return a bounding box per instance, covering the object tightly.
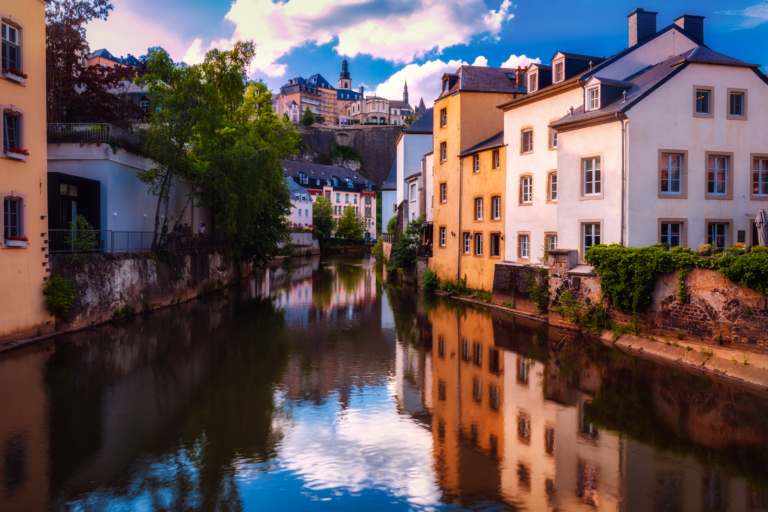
[339,57,351,90]
[403,81,409,105]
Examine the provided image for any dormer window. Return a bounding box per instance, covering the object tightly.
[587,87,600,111]
[332,177,339,187]
[529,72,538,92]
[299,172,308,184]
[347,179,354,189]
[554,61,564,83]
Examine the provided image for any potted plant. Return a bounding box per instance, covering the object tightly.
[724,243,746,256]
[2,67,27,84]
[656,242,670,251]
[5,235,28,247]
[6,147,29,161]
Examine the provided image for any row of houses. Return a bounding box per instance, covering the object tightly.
[387,8,768,291]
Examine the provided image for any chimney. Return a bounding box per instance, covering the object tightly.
[515,66,526,87]
[627,8,658,47]
[359,85,364,96]
[674,14,705,44]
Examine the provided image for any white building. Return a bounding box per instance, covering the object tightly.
[501,9,768,263]
[286,178,312,227]
[382,160,398,233]
[424,151,434,223]
[404,173,420,223]
[396,109,433,209]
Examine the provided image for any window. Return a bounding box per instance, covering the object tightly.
[521,129,533,154]
[583,157,601,197]
[333,177,339,186]
[3,112,20,152]
[440,108,447,127]
[492,196,501,220]
[354,195,357,204]
[753,157,768,197]
[549,128,557,149]
[582,223,601,254]
[696,89,711,114]
[707,223,728,249]
[1,22,20,72]
[440,142,447,162]
[305,209,309,217]
[472,378,482,402]
[3,197,21,239]
[661,222,681,247]
[554,61,564,82]
[440,227,446,246]
[440,183,447,203]
[549,172,557,202]
[297,208,301,217]
[336,193,340,203]
[521,176,532,204]
[475,197,483,220]
[491,233,500,257]
[348,180,354,189]
[547,234,558,250]
[529,72,538,92]
[707,155,728,196]
[299,173,308,184]
[463,232,470,254]
[473,343,482,365]
[492,149,500,169]
[730,92,744,117]
[438,337,446,357]
[587,87,599,110]
[660,153,682,194]
[392,204,397,213]
[345,194,349,203]
[519,234,529,259]
[473,154,479,173]
[474,233,483,255]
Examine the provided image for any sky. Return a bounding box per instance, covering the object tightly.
[86,0,768,107]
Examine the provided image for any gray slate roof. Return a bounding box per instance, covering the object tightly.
[459,130,504,157]
[381,160,398,191]
[404,108,433,134]
[389,100,412,110]
[282,160,376,190]
[437,66,525,101]
[286,178,310,197]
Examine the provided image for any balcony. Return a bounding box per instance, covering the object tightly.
[47,123,144,155]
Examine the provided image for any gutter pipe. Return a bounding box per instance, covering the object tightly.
[616,112,626,246]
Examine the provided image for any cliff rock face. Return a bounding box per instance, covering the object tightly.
[295,124,405,186]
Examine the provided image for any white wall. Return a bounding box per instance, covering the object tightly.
[425,153,434,223]
[396,132,433,206]
[382,190,397,232]
[288,196,313,226]
[503,88,581,263]
[406,178,419,222]
[47,143,210,233]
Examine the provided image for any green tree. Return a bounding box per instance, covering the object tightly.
[312,196,336,240]
[391,214,424,268]
[336,207,365,241]
[316,115,325,124]
[281,113,291,124]
[301,107,315,126]
[386,216,397,234]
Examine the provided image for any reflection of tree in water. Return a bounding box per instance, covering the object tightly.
[386,284,421,348]
[46,291,291,510]
[336,261,366,295]
[311,264,335,311]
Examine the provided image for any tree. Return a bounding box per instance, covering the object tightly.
[312,197,335,240]
[46,0,145,127]
[391,214,424,268]
[301,107,315,126]
[281,113,291,124]
[386,216,397,234]
[336,207,365,241]
[316,115,325,124]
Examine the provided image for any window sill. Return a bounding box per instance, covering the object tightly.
[4,153,26,162]
[705,194,733,201]
[2,72,25,85]
[3,240,28,248]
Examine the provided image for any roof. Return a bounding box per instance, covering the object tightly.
[286,178,310,197]
[587,76,634,88]
[389,100,412,110]
[437,66,525,101]
[459,130,504,157]
[88,49,141,66]
[552,51,605,62]
[381,160,398,191]
[682,46,760,68]
[282,160,376,190]
[403,108,433,134]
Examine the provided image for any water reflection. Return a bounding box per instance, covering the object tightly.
[1,255,768,511]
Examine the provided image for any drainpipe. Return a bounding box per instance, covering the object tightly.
[616,112,626,247]
[457,156,463,282]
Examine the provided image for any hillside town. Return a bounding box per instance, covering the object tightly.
[3,0,768,510]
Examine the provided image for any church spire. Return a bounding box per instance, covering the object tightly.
[403,80,409,105]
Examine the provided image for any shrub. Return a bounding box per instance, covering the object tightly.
[43,274,75,317]
[501,298,516,309]
[112,304,136,320]
[554,290,610,335]
[421,268,439,292]
[697,244,713,256]
[525,269,549,312]
[386,216,397,234]
[473,289,492,303]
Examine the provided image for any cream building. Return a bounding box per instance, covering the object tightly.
[501,9,768,263]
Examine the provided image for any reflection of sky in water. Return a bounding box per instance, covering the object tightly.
[236,384,441,511]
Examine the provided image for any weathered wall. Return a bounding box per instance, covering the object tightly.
[295,124,404,186]
[51,249,251,330]
[491,261,546,312]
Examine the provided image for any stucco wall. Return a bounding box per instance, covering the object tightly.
[425,153,434,223]
[397,132,432,206]
[382,190,397,232]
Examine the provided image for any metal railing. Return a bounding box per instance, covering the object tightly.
[382,233,395,244]
[48,230,225,254]
[47,123,137,143]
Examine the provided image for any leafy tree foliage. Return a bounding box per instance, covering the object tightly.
[390,214,424,268]
[386,216,397,234]
[336,207,365,241]
[301,107,315,126]
[312,196,336,240]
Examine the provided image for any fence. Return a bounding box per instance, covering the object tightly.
[382,233,395,244]
[47,123,137,143]
[48,230,225,254]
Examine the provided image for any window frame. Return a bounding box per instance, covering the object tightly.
[490,232,501,258]
[1,18,24,79]
[492,149,500,169]
[1,106,25,158]
[440,182,447,203]
[473,154,480,173]
[440,141,447,162]
[440,108,447,128]
[1,191,26,248]
[517,232,530,261]
[587,87,599,111]
[750,153,768,201]
[491,196,501,220]
[553,60,564,83]
[547,170,557,203]
[520,127,533,155]
[579,220,603,261]
[693,85,714,119]
[580,155,603,200]
[474,197,483,221]
[545,232,558,251]
[439,226,446,247]
[705,151,734,200]
[726,88,748,121]
[463,232,470,254]
[474,233,483,256]
[548,128,557,150]
[657,150,688,199]
[658,218,687,249]
[706,219,732,250]
[520,175,532,205]
[528,72,538,92]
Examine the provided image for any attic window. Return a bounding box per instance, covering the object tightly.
[529,72,538,92]
[554,61,564,83]
[587,87,600,111]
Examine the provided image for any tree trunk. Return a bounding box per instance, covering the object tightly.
[173,184,198,235]
[151,170,172,249]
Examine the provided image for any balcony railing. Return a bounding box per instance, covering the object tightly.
[382,233,395,244]
[47,123,138,143]
[48,230,225,254]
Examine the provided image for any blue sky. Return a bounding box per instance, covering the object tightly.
[86,0,768,106]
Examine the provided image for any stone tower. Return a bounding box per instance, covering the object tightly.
[403,81,409,105]
[339,57,351,90]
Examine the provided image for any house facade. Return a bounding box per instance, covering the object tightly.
[283,160,378,238]
[396,109,433,209]
[286,178,313,227]
[429,66,525,288]
[0,0,52,342]
[381,160,397,233]
[345,83,414,125]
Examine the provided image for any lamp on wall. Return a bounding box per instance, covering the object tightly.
[451,231,455,236]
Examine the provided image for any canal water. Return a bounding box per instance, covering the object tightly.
[1,254,768,511]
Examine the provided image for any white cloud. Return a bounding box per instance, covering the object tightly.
[500,53,541,69]
[472,55,489,67]
[189,0,517,77]
[373,58,467,107]
[721,2,768,28]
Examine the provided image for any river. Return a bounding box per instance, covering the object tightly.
[1,254,767,511]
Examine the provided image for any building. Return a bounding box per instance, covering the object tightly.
[499,9,768,264]
[423,151,434,224]
[396,109,433,211]
[345,82,414,125]
[381,160,398,233]
[286,178,312,227]
[429,65,526,288]
[0,0,53,342]
[283,160,378,238]
[404,172,421,223]
[86,48,142,68]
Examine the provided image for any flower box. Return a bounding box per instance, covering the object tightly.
[5,239,27,248]
[6,152,26,162]
[2,71,25,85]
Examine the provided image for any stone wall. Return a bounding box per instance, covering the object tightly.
[295,124,404,186]
[492,261,546,311]
[50,248,251,330]
[547,249,768,351]
[416,257,429,287]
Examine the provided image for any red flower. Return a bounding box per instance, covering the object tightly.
[5,235,28,242]
[2,67,27,79]
[7,147,29,156]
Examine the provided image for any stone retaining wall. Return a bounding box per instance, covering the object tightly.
[491,261,546,312]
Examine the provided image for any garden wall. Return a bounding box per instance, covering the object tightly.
[492,262,547,312]
[547,249,768,351]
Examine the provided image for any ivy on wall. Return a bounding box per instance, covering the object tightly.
[584,245,768,314]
